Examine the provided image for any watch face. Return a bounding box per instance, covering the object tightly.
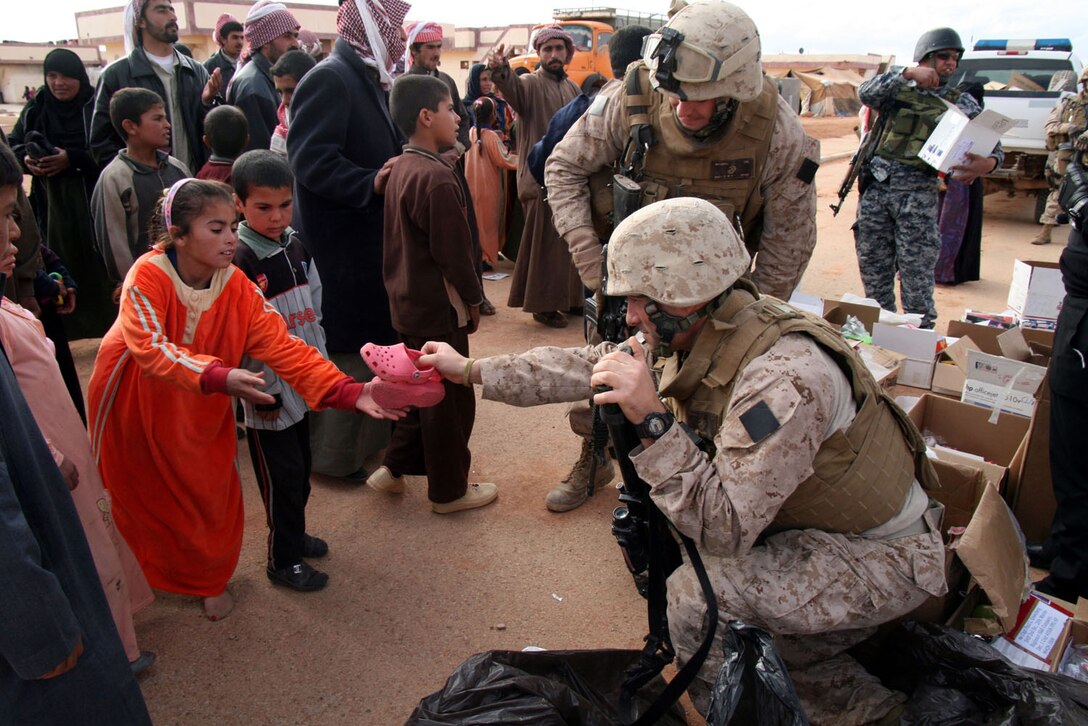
[647,416,667,436]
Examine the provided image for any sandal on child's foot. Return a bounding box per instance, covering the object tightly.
[267,562,329,592]
[302,533,328,558]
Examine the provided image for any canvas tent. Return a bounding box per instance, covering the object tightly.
[765,65,866,116]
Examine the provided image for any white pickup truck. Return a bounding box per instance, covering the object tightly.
[948,38,1083,221]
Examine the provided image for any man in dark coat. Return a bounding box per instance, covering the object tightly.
[286,0,408,479]
[90,0,221,171]
[227,2,300,153]
[203,14,244,92]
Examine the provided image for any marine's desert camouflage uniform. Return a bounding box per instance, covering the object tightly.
[544,85,819,301]
[856,68,1002,327]
[479,332,946,724]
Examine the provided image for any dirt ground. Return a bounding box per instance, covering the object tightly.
[53,114,1063,724]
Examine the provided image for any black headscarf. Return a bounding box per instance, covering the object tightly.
[462,63,509,134]
[35,49,94,150]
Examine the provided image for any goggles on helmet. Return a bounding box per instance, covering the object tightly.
[643,27,760,88]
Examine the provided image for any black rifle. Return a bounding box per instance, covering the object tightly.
[830,109,889,216]
[599,343,719,725]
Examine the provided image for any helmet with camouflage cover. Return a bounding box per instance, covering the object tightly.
[605,197,751,306]
[1081,65,1088,85]
[913,27,963,63]
[643,1,763,102]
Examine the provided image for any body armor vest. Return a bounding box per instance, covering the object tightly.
[875,83,960,172]
[656,281,938,534]
[1048,95,1088,175]
[624,68,778,252]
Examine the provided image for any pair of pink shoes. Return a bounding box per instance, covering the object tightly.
[361,343,446,409]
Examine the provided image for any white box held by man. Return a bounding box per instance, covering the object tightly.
[918,99,1014,174]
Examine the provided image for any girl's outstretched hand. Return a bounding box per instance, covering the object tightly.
[225,369,275,405]
[356,384,409,420]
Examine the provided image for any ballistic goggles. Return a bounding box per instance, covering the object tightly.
[642,27,760,88]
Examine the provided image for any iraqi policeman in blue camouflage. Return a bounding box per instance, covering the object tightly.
[855,28,1003,328]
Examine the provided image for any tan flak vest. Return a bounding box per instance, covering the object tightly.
[624,68,778,253]
[657,281,939,535]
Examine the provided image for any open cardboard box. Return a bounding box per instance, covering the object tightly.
[872,323,944,389]
[907,394,1030,493]
[941,323,1057,542]
[990,594,1088,674]
[909,457,1027,631]
[823,299,881,335]
[933,323,1054,400]
[851,342,906,389]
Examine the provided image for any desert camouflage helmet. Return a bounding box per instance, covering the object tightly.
[644,1,764,102]
[605,197,751,306]
[1080,65,1088,84]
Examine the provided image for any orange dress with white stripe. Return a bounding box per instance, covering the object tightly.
[88,250,348,597]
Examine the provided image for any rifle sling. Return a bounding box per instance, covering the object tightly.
[611,416,719,725]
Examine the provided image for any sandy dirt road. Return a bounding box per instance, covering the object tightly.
[57,116,1066,724]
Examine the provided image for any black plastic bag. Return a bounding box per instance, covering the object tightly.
[854,621,1088,725]
[406,649,687,725]
[706,621,808,726]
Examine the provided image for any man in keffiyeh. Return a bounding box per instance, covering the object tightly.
[90,0,219,171]
[203,13,244,90]
[286,0,412,482]
[402,21,470,152]
[226,1,300,152]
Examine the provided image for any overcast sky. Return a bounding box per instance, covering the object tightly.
[5,0,1087,67]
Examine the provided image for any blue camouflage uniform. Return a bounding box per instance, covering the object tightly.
[855,67,1003,327]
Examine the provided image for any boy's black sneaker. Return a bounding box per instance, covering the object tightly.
[303,533,328,558]
[267,562,329,592]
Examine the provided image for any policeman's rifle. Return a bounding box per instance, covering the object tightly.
[830,109,889,216]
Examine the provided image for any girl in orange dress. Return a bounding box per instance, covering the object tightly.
[88,179,404,620]
[465,97,519,267]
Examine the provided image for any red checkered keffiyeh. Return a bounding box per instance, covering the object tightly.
[213,13,238,44]
[338,0,411,89]
[245,1,300,52]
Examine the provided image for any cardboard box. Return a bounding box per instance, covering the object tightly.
[918,101,1014,173]
[1012,396,1056,543]
[990,593,1076,670]
[872,323,944,389]
[823,299,881,335]
[907,394,1030,493]
[1008,260,1064,326]
[852,342,906,388]
[940,324,1056,541]
[930,334,982,397]
[911,457,1028,630]
[960,350,1047,418]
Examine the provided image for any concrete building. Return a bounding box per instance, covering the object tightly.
[0,43,103,105]
[74,1,534,91]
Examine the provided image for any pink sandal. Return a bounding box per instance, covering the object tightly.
[368,379,446,409]
[360,343,439,383]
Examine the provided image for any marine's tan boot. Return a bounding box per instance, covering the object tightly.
[1031,224,1055,245]
[545,439,616,513]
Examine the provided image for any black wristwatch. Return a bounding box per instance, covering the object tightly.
[635,411,675,441]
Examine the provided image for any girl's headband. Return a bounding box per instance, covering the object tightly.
[163,178,196,230]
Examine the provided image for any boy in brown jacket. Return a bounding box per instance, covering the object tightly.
[368,74,494,513]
